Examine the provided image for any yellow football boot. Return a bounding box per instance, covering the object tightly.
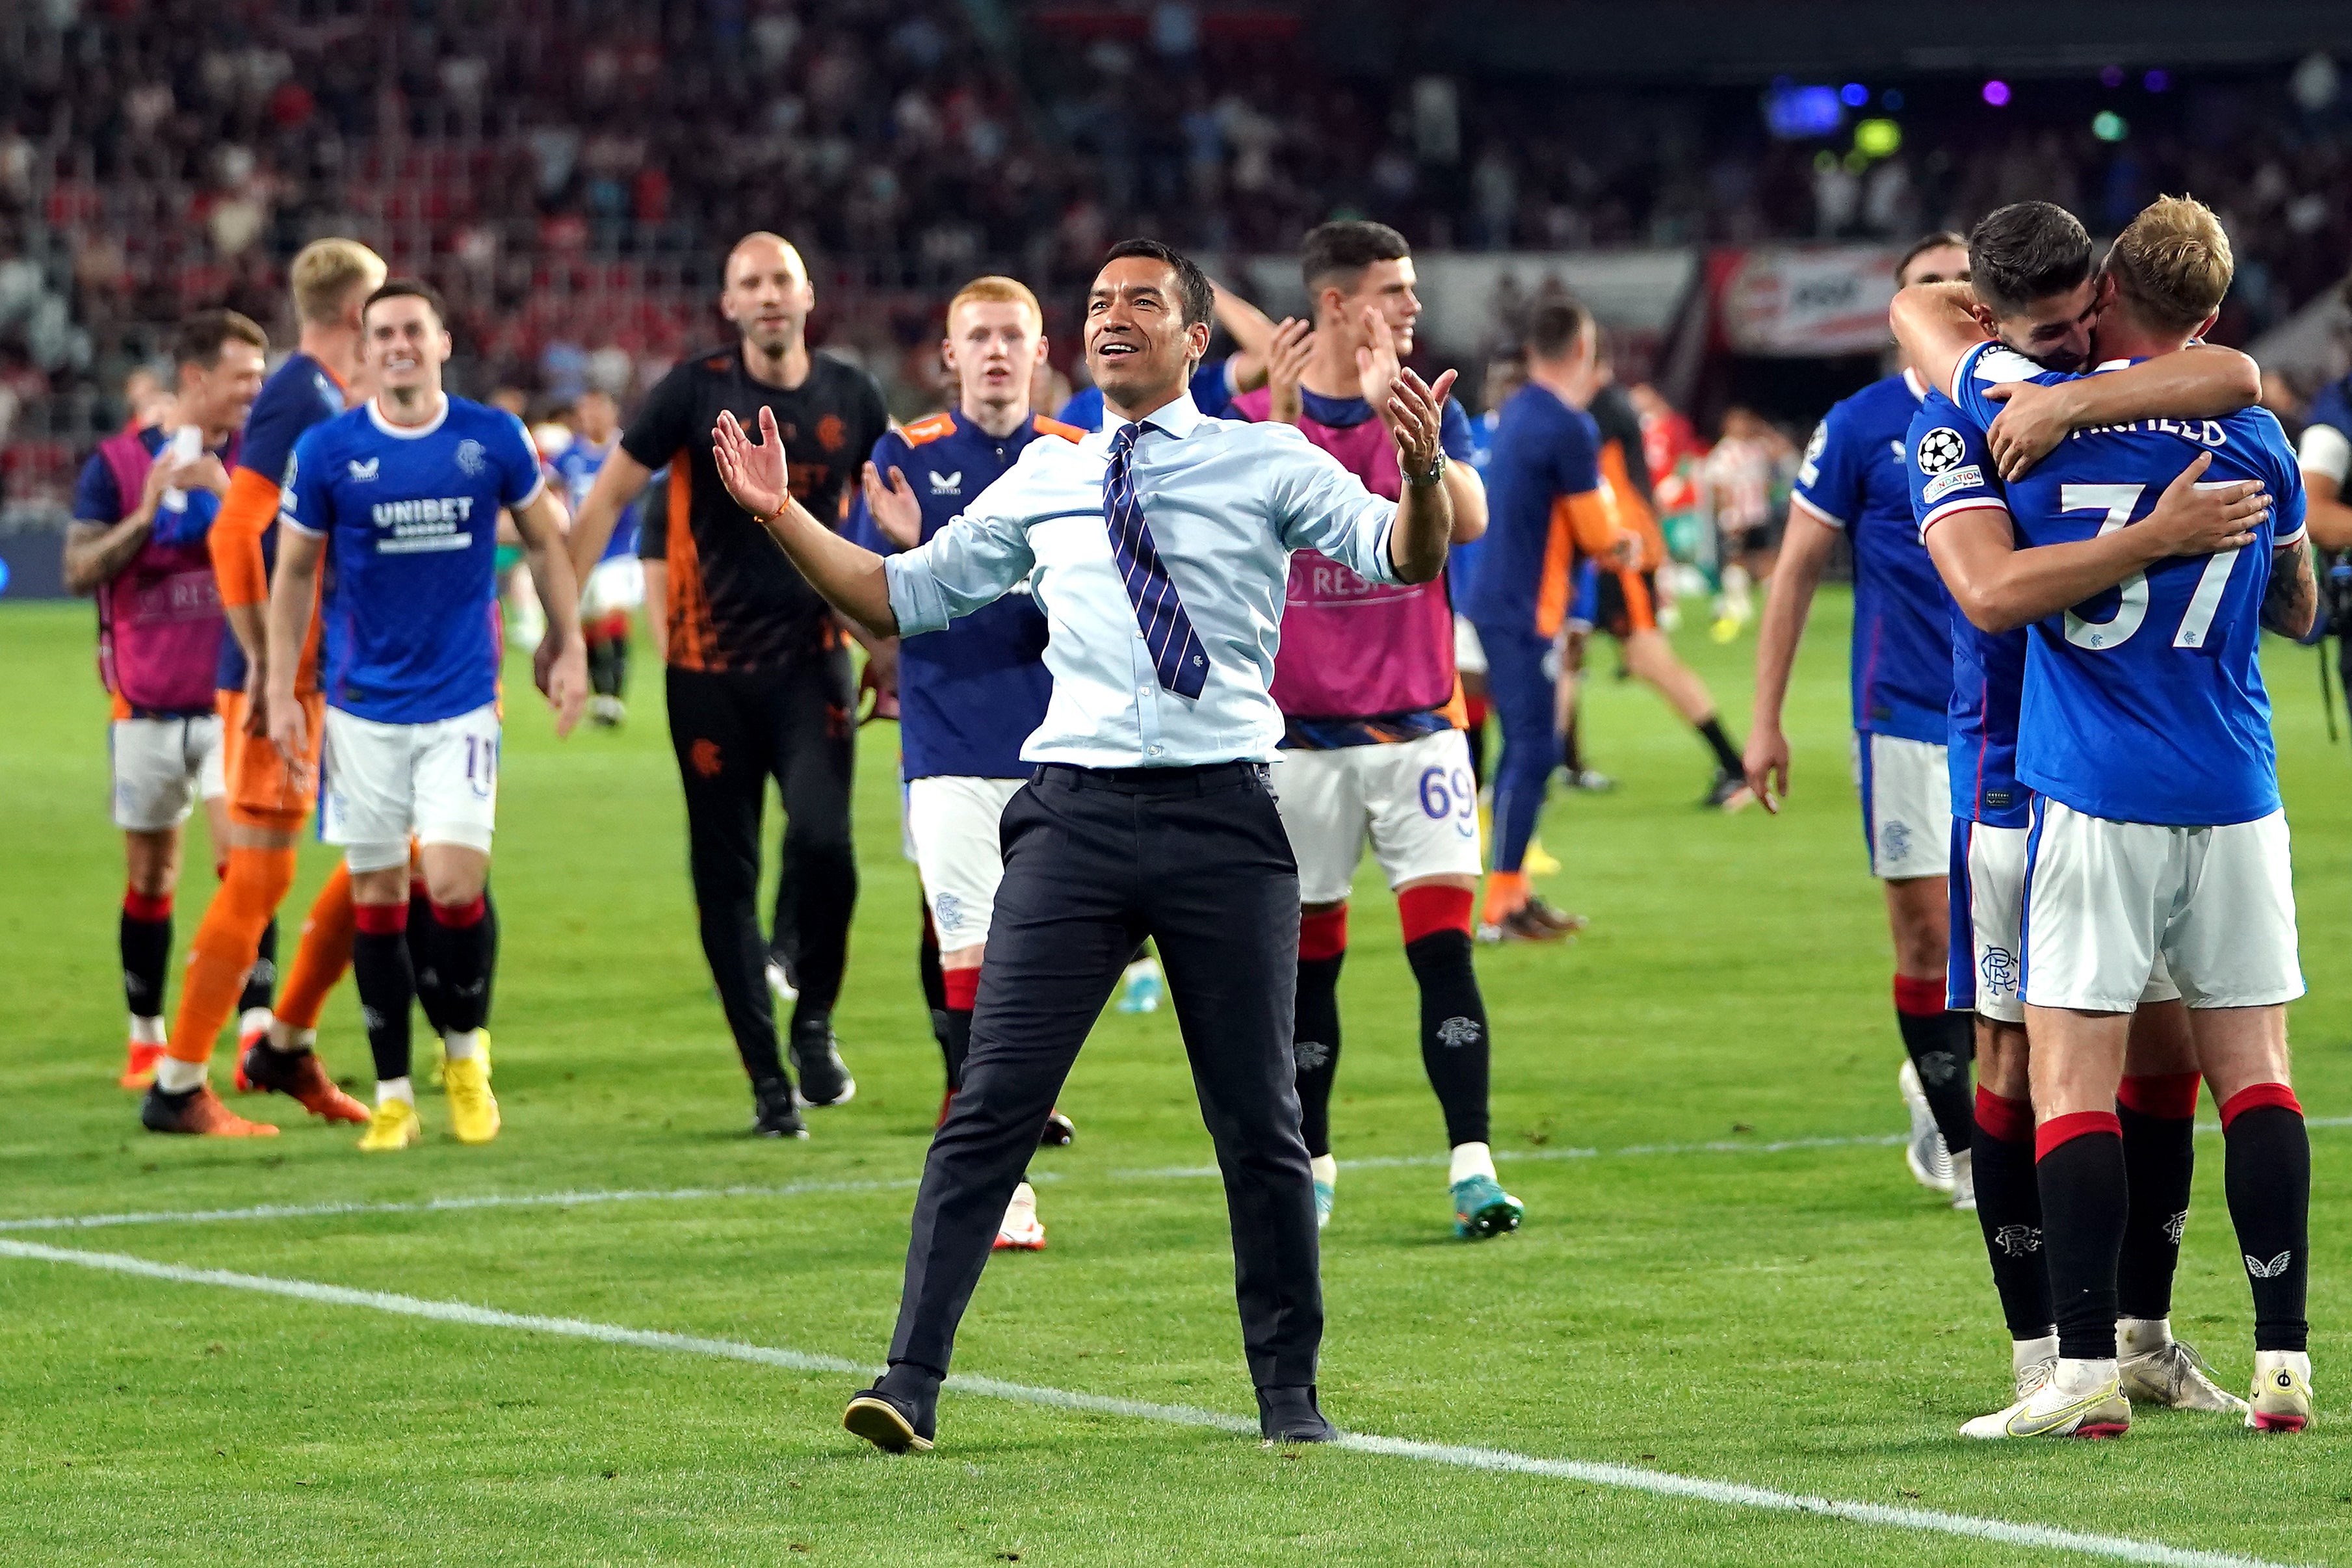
[358,1097,423,1152]
[443,1055,501,1145]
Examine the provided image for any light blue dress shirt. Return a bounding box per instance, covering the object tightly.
[885,391,1404,767]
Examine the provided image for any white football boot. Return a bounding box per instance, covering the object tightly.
[2246,1350,2313,1433]
[1899,1059,1953,1193]
[1962,1355,2130,1439]
[993,1181,1046,1251]
[2115,1318,2247,1415]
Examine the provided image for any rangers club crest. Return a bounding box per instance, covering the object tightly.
[1980,945,2018,996]
[1435,1016,1482,1049]
[1293,1039,1333,1072]
[1993,1223,2041,1257]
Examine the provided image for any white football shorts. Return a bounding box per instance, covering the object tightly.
[320,701,501,872]
[1269,728,1483,906]
[1853,731,1950,881]
[2022,799,2302,1012]
[906,774,1023,952]
[110,713,224,831]
[580,555,646,619]
[1951,816,2178,1024]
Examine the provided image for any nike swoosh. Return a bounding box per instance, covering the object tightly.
[2006,1385,2117,1437]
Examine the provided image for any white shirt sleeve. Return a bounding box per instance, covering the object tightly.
[1262,425,1403,586]
[2299,422,2352,487]
[883,494,1039,636]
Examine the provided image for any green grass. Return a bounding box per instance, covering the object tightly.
[1,594,2345,1567]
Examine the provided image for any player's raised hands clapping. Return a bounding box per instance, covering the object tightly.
[712,406,789,522]
[1384,365,1457,477]
[1266,317,1314,426]
[1356,305,1403,423]
[2141,451,2269,557]
[861,462,922,549]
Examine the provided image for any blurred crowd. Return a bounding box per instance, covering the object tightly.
[3,1,2350,518]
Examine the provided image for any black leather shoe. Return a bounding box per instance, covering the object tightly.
[844,1371,939,1453]
[1256,1383,1337,1444]
[750,1077,807,1139]
[789,1019,857,1108]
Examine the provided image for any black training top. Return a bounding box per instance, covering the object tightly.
[625,342,890,672]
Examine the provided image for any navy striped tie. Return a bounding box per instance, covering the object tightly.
[1104,421,1209,699]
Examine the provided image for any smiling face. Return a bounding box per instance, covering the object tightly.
[363,294,452,398]
[1083,257,1209,415]
[945,298,1045,418]
[1320,256,1422,357]
[179,339,268,435]
[721,237,815,361]
[1977,274,2108,374]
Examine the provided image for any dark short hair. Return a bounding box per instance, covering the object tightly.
[1300,219,1411,297]
[172,308,267,369]
[364,278,450,328]
[1525,299,1591,362]
[1967,203,2093,317]
[1098,239,1214,330]
[1896,230,1970,285]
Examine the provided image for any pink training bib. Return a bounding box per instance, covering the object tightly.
[1230,387,1456,720]
[93,431,225,714]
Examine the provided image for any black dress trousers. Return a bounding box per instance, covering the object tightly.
[885,760,1322,1389]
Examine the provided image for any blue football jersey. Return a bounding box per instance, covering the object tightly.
[1792,370,1953,744]
[1904,393,2030,828]
[281,397,545,724]
[549,436,643,563]
[216,352,347,692]
[1950,343,2308,826]
[845,409,1078,779]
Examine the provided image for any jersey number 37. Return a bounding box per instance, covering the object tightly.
[2060,483,2243,652]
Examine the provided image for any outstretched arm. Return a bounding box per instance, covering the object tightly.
[714,406,898,636]
[1212,280,1279,392]
[1926,454,2269,633]
[1383,367,1458,584]
[1983,348,2262,479]
[1742,507,1839,812]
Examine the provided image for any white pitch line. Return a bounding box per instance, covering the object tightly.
[0,1238,2297,1568]
[8,1117,2346,1236]
[0,1175,927,1235]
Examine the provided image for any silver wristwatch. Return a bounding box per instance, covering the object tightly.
[1404,450,1447,488]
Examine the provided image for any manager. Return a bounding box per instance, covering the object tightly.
[711,238,1457,1452]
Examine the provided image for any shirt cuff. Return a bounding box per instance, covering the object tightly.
[278,510,324,538]
[1790,492,1846,530]
[1363,500,1407,586]
[884,553,948,636]
[1918,496,2008,535]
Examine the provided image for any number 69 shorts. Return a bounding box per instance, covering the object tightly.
[2020,797,2303,1013]
[320,701,501,873]
[1268,728,1483,906]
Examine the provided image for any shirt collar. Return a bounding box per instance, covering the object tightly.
[1096,389,1206,447]
[1901,366,1929,402]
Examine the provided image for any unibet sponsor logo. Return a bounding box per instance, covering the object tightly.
[371,495,477,555]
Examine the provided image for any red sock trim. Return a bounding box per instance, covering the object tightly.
[2218,1082,2303,1131]
[1892,973,1944,1016]
[2117,1071,2201,1121]
[1398,885,1474,944]
[431,895,488,929]
[1463,695,1491,729]
[123,888,173,922]
[1974,1087,2034,1145]
[1299,906,1349,962]
[354,901,410,936]
[943,967,980,1012]
[2035,1110,2123,1162]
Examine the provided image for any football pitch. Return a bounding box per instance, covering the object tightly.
[3,594,2346,1567]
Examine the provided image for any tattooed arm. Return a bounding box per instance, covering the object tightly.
[2260,541,2318,640]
